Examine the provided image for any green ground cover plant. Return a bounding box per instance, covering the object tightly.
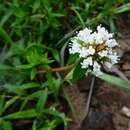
[0,0,130,129]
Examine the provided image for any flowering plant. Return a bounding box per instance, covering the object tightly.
[69,25,119,76]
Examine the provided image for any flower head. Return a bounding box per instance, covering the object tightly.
[69,25,119,76]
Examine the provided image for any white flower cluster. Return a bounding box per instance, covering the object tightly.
[69,25,119,76]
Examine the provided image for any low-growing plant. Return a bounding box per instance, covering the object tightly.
[0,0,130,130]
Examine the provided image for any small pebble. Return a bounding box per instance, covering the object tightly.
[121,106,130,117]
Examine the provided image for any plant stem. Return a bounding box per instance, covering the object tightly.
[84,76,95,118]
[38,64,74,74]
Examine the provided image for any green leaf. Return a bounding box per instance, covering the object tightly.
[0,64,13,71]
[73,64,86,81]
[0,10,13,26]
[0,98,5,115]
[114,3,130,14]
[67,54,79,65]
[5,82,40,91]
[36,89,48,115]
[63,89,77,121]
[45,108,67,128]
[0,27,14,45]
[32,120,37,130]
[40,127,51,130]
[4,84,25,95]
[53,78,62,96]
[31,68,37,80]
[10,44,25,56]
[71,7,85,27]
[33,0,41,13]
[19,98,28,111]
[99,73,130,89]
[3,121,12,130]
[30,90,46,98]
[109,16,116,32]
[4,97,18,111]
[12,6,26,18]
[16,64,34,69]
[3,109,37,119]
[64,68,74,80]
[52,13,64,17]
[12,0,19,7]
[31,14,45,20]
[4,83,40,95]
[46,73,62,96]
[51,50,60,63]
[128,120,130,130]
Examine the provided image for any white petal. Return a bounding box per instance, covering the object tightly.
[88,46,95,55]
[81,57,93,68]
[98,50,108,57]
[93,61,103,76]
[69,43,81,54]
[104,62,113,69]
[106,39,118,48]
[79,48,89,58]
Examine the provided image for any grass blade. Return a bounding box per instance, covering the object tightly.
[3,109,37,119]
[99,73,130,89]
[0,27,14,45]
[114,3,130,14]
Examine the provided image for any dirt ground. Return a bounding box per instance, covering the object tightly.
[66,13,130,130]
